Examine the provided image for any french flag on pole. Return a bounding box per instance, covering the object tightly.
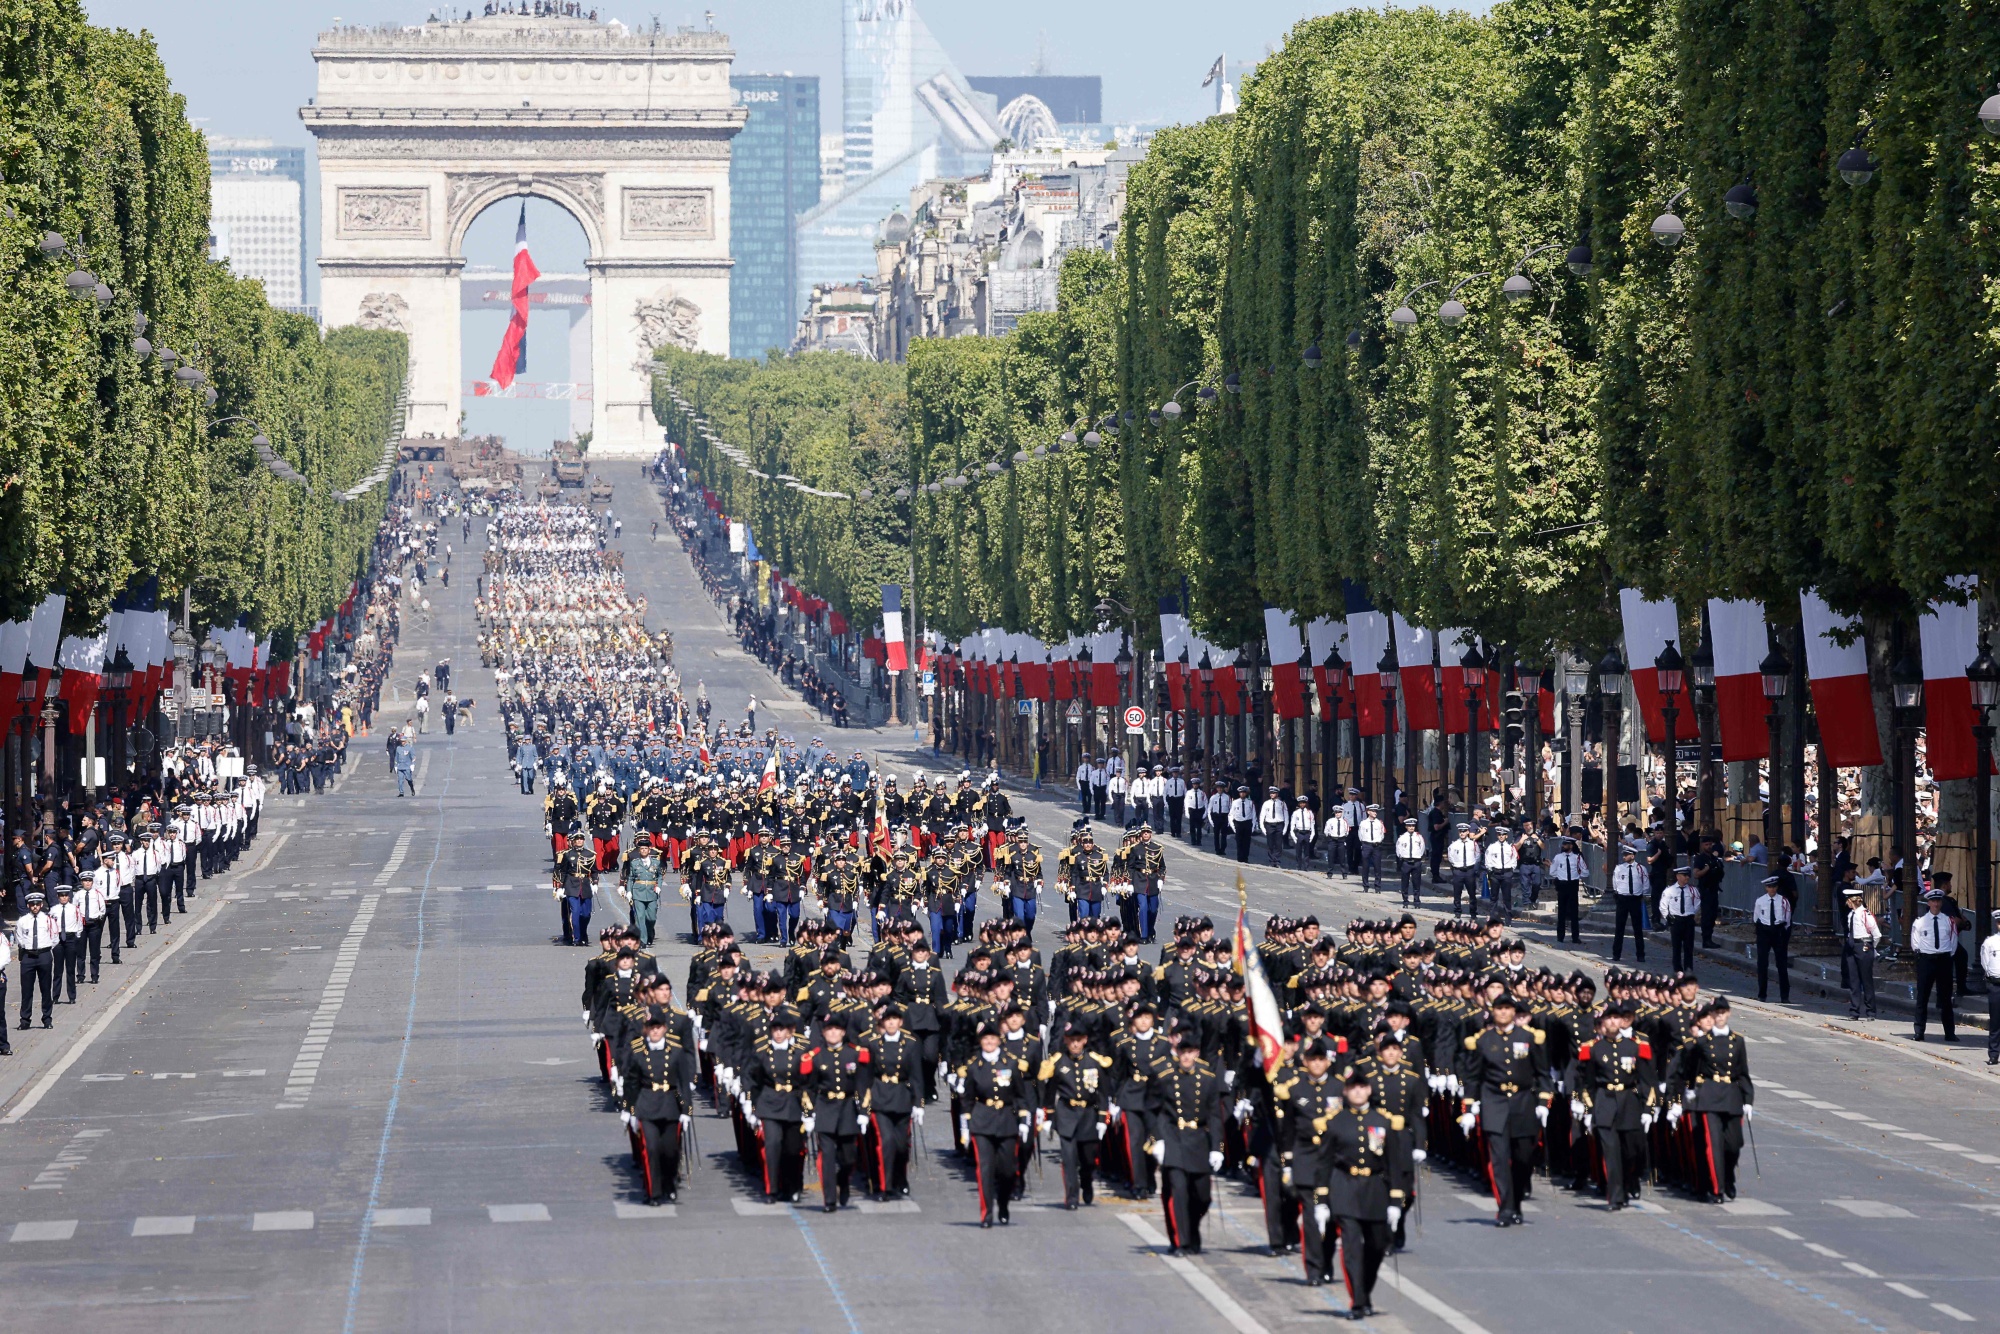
[880,584,908,671]
[1618,589,1685,744]
[1799,590,1882,768]
[1344,581,1390,737]
[1706,599,1769,761]
[1920,576,1980,782]
[1391,614,1438,731]
[1264,607,1307,719]
[488,202,538,390]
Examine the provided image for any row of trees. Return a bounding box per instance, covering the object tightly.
[0,1,405,651]
[907,0,2000,658]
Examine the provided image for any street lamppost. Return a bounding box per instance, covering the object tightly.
[1234,648,1252,780]
[1462,640,1487,811]
[1114,638,1134,779]
[1378,640,1400,813]
[1967,636,1999,960]
[1078,640,1095,762]
[1597,646,1628,874]
[1520,665,1542,824]
[1177,646,1193,768]
[1298,654,1316,801]
[1758,641,1791,874]
[1656,640,1685,839]
[1690,622,1717,838]
[1323,642,1347,801]
[1198,650,1217,789]
[104,647,134,786]
[1889,647,1925,908]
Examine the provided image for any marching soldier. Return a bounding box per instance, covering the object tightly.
[996,824,1045,935]
[861,1005,924,1199]
[1571,1003,1656,1210]
[1282,1036,1343,1277]
[1317,1067,1414,1319]
[955,1022,1033,1227]
[1153,1034,1227,1256]
[1110,1003,1173,1199]
[1127,825,1167,943]
[744,1008,812,1203]
[803,1013,871,1211]
[619,839,665,948]
[1063,831,1109,923]
[553,823,597,947]
[1040,1025,1112,1208]
[619,1013,697,1206]
[1358,1031,1428,1250]
[1456,992,1551,1226]
[1670,996,1754,1203]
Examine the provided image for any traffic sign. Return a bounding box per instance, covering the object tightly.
[1123,705,1147,734]
[1016,699,1033,716]
[1065,700,1083,723]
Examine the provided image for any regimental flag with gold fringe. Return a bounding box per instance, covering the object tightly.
[1231,871,1287,1077]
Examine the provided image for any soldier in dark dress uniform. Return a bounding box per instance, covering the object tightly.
[1671,995,1755,1203]
[954,1022,1033,1227]
[1154,1035,1227,1255]
[1317,1067,1415,1319]
[861,1006,923,1199]
[1455,992,1551,1226]
[619,1013,697,1205]
[1039,1026,1112,1208]
[745,1008,811,1203]
[803,1013,871,1211]
[1571,1003,1658,1210]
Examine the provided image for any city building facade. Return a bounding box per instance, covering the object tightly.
[729,74,820,361]
[207,138,309,311]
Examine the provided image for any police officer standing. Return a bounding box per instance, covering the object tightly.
[14,892,56,1029]
[1393,818,1427,907]
[1842,885,1881,1020]
[1660,867,1701,974]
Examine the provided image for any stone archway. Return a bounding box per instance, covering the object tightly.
[302,13,745,455]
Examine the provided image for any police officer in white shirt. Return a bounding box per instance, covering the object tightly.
[1322,802,1352,879]
[51,884,87,1004]
[1659,866,1701,973]
[1089,757,1109,822]
[1289,800,1319,872]
[1075,756,1093,818]
[1356,804,1388,892]
[1446,824,1484,915]
[1228,786,1257,863]
[14,891,57,1029]
[1752,875,1794,1004]
[1548,836,1590,944]
[1338,788,1366,877]
[1610,846,1650,964]
[1393,817,1427,906]
[1207,784,1231,857]
[171,805,197,905]
[1163,767,1186,839]
[1909,886,1958,1042]
[0,931,12,1053]
[1258,789,1289,865]
[76,871,109,984]
[1106,767,1128,828]
[1840,885,1881,1020]
[88,845,123,965]
[1483,825,1521,922]
[1183,778,1207,848]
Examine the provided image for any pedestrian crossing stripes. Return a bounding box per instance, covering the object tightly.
[278,895,378,1110]
[373,828,416,885]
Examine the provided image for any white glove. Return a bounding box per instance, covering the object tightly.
[1535,1104,1549,1127]
[1313,1203,1331,1229]
[1208,1150,1224,1172]
[1569,1098,1586,1120]
[912,1107,924,1126]
[1018,1122,1031,1142]
[1640,1112,1654,1131]
[620,1110,635,1129]
[1282,1165,1294,1188]
[1387,1205,1403,1230]
[1411,1148,1427,1163]
[1458,1111,1477,1134]
[802,1115,815,1135]
[1107,1101,1121,1120]
[679,1113,692,1131]
[959,1114,971,1140]
[581,1009,590,1022]
[1582,1111,1593,1131]
[1150,1140,1166,1164]
[1666,1104,1682,1126]
[1743,1105,1754,1123]
[746,1112,761,1131]
[1233,1098,1253,1122]
[1222,1069,1236,1089]
[1684,1089,1697,1106]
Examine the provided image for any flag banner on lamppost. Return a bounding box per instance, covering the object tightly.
[1919,575,1980,781]
[1392,614,1439,731]
[1707,598,1770,762]
[1799,590,1882,768]
[1618,588,1684,743]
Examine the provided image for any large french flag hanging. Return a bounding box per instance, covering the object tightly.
[1392,614,1439,731]
[1306,617,1348,721]
[1706,599,1769,761]
[1439,629,1474,735]
[1799,590,1881,768]
[1618,589,1685,744]
[488,202,538,390]
[880,584,908,671]
[1264,607,1307,719]
[1345,581,1390,737]
[1919,576,1979,782]
[1160,599,1190,710]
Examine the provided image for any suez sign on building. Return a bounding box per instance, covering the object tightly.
[734,88,782,103]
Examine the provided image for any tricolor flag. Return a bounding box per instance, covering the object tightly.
[1231,875,1288,1077]
[489,202,538,390]
[1920,577,1980,782]
[1800,590,1882,768]
[881,584,908,672]
[759,747,780,792]
[1344,581,1390,737]
[1618,588,1686,744]
[1264,606,1308,719]
[1392,614,1439,731]
[1707,599,1770,761]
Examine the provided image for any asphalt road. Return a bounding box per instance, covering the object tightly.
[2,458,1995,1334]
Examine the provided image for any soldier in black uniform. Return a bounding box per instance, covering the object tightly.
[554,826,597,946]
[803,1013,871,1211]
[893,938,946,1102]
[1110,1003,1174,1198]
[1317,1067,1414,1318]
[1571,1003,1657,1210]
[745,1008,811,1203]
[1456,992,1551,1226]
[861,1005,923,1199]
[1040,1026,1112,1208]
[1154,1034,1227,1255]
[1358,1030,1428,1249]
[955,1022,1033,1227]
[1671,995,1754,1202]
[619,1013,697,1205]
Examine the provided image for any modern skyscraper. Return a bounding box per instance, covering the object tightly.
[207,138,308,311]
[796,0,1000,311]
[729,74,821,361]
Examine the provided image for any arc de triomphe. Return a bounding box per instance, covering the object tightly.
[302,14,744,455]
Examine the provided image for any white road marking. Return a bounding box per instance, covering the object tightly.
[613,1202,677,1218]
[1803,1242,1844,1258]
[1933,1302,1976,1322]
[132,1216,196,1236]
[1119,1213,1270,1334]
[374,828,416,885]
[1841,1262,1881,1277]
[278,895,378,1109]
[1883,1281,1928,1299]
[1721,1199,1791,1216]
[853,1199,920,1214]
[730,1200,794,1216]
[487,1203,550,1223]
[1825,1200,1914,1218]
[11,1220,77,1242]
[370,1208,431,1227]
[251,1211,314,1231]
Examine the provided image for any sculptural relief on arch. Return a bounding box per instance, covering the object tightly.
[302,12,743,455]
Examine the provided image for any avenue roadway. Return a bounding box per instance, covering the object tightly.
[0,459,1994,1334]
